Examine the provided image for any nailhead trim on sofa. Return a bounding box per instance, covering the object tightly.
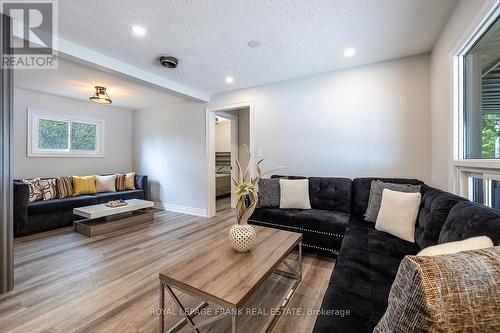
[249,219,344,238]
[249,219,343,254]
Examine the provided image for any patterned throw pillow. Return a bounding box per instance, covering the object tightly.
[365,180,421,222]
[257,178,280,208]
[125,172,135,190]
[21,178,43,202]
[38,178,57,201]
[72,175,97,195]
[56,176,73,199]
[374,247,500,332]
[115,174,126,191]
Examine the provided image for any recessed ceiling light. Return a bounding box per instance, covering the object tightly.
[132,25,146,37]
[248,40,261,48]
[225,76,234,84]
[343,48,356,57]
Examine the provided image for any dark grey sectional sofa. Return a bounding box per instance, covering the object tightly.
[13,175,148,237]
[249,176,500,332]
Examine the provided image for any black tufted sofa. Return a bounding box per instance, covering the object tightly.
[13,175,149,237]
[249,176,500,332]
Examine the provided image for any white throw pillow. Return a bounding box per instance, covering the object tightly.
[417,236,494,256]
[279,179,311,209]
[95,175,117,193]
[375,189,421,243]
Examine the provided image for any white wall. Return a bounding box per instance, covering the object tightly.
[430,0,490,191]
[132,102,207,214]
[215,120,231,152]
[210,54,431,182]
[226,108,251,169]
[133,54,432,214]
[13,88,133,179]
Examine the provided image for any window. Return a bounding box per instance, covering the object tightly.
[463,17,500,159]
[28,110,104,157]
[455,7,500,207]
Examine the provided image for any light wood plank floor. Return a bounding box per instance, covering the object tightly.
[0,207,335,333]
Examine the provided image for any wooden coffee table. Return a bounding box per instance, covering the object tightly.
[158,225,302,333]
[73,199,156,237]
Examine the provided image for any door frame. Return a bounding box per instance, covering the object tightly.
[214,111,239,208]
[206,101,255,218]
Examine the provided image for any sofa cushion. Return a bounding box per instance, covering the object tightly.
[308,177,352,214]
[292,209,349,235]
[415,188,467,249]
[351,178,424,216]
[314,216,420,333]
[374,248,500,333]
[438,201,500,245]
[28,195,97,215]
[95,190,144,203]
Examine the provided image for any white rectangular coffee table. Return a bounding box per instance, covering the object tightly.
[73,199,156,237]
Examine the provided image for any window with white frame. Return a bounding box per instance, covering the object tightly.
[455,7,500,208]
[28,110,104,157]
[462,16,500,160]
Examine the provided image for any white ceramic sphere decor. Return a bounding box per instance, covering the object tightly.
[229,224,256,253]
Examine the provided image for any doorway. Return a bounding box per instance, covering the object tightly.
[214,114,234,211]
[206,102,255,217]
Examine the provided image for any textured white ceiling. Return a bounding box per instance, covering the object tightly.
[14,57,184,110]
[55,0,455,95]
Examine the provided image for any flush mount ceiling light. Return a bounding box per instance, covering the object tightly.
[343,48,356,57]
[89,86,112,104]
[132,25,146,36]
[225,76,234,84]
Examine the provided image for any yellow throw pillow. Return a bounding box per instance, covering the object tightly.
[124,172,135,190]
[72,175,97,195]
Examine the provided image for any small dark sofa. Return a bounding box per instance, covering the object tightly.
[14,175,149,237]
[249,176,500,332]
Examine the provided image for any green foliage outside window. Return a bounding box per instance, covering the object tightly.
[71,122,97,151]
[38,119,97,151]
[38,119,69,150]
[482,114,500,158]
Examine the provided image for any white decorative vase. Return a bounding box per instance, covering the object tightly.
[229,224,256,253]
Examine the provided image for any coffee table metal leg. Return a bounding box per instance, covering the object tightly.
[165,284,201,333]
[298,241,302,280]
[159,281,165,333]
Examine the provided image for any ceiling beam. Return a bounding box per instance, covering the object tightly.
[10,28,210,102]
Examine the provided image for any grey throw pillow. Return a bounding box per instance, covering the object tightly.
[257,178,280,208]
[365,180,421,222]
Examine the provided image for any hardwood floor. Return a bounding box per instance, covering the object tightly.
[0,207,335,333]
[216,195,231,211]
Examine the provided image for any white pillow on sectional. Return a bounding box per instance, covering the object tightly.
[95,174,117,193]
[279,179,311,209]
[375,189,421,243]
[417,236,494,256]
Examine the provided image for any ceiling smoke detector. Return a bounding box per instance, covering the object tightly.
[248,40,261,48]
[159,56,179,69]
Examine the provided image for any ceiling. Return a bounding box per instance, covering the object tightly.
[55,0,457,95]
[14,57,185,110]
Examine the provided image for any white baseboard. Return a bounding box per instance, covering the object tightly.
[155,202,207,217]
